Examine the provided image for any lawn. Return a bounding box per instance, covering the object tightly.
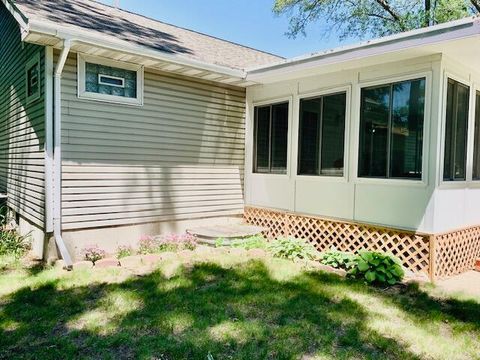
[0,250,479,360]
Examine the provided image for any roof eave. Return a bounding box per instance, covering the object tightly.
[246,16,480,82]
[28,19,247,80]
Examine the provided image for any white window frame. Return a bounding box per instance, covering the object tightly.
[77,54,144,106]
[296,85,351,183]
[25,52,41,104]
[353,71,432,187]
[248,96,293,179]
[98,74,125,88]
[438,71,471,188]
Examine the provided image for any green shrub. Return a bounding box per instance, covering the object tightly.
[82,245,106,264]
[231,235,268,250]
[116,245,134,259]
[320,248,355,270]
[348,251,404,285]
[268,237,318,261]
[0,229,30,258]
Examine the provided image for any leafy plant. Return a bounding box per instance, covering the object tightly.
[139,233,197,254]
[116,245,134,259]
[348,251,404,286]
[0,206,30,258]
[82,245,106,264]
[320,248,355,270]
[267,237,318,261]
[159,233,197,251]
[0,229,30,258]
[231,235,268,250]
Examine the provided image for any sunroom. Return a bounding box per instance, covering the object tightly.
[243,17,480,280]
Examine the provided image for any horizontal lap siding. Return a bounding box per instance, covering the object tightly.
[61,54,246,230]
[0,6,45,228]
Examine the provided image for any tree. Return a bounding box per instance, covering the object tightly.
[273,0,479,40]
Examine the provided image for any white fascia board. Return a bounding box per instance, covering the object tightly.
[1,0,29,38]
[247,17,480,82]
[28,19,246,80]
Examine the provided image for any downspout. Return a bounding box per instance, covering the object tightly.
[53,39,73,268]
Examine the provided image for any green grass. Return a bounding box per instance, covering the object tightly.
[0,252,479,360]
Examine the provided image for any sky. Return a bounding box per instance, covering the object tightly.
[97,0,357,58]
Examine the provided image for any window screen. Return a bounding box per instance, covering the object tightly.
[443,79,469,181]
[358,78,426,179]
[253,102,289,174]
[298,92,346,176]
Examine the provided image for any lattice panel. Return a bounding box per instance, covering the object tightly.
[244,206,431,275]
[434,226,480,279]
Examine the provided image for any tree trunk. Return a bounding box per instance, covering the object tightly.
[425,0,431,26]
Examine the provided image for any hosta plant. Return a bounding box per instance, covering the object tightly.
[320,248,355,270]
[268,236,318,261]
[348,251,404,286]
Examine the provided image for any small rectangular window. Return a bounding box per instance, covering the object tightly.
[298,92,346,176]
[25,52,41,104]
[473,92,480,180]
[98,74,125,88]
[443,79,469,181]
[253,102,289,174]
[78,54,143,105]
[358,78,426,179]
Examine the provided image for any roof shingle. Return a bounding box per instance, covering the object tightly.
[14,0,283,70]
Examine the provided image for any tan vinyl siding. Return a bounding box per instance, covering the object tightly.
[0,5,45,228]
[61,53,245,230]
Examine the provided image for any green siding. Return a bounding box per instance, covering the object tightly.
[0,5,45,228]
[60,53,245,230]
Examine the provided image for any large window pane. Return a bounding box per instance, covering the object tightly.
[443,79,469,181]
[359,86,390,177]
[271,103,289,173]
[359,79,426,179]
[298,93,346,176]
[473,92,480,180]
[253,102,289,174]
[321,93,346,175]
[298,98,321,175]
[390,79,425,178]
[254,106,271,173]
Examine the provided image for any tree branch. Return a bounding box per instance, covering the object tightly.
[471,0,480,13]
[374,0,406,29]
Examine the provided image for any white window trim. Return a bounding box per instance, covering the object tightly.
[249,96,293,179]
[98,74,125,88]
[352,71,432,188]
[470,82,480,186]
[25,52,41,104]
[296,85,352,183]
[438,71,471,188]
[77,53,144,106]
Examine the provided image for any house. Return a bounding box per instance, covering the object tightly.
[1,0,480,279]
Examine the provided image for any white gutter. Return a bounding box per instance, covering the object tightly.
[28,19,246,79]
[246,16,480,81]
[53,39,73,269]
[44,47,54,234]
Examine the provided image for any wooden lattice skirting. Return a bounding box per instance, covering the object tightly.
[244,206,480,281]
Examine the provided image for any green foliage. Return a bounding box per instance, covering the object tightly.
[273,0,478,40]
[231,235,268,250]
[82,245,106,264]
[0,206,30,258]
[268,236,318,260]
[116,245,134,259]
[348,251,405,286]
[320,248,355,270]
[0,230,30,258]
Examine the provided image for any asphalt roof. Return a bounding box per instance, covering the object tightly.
[14,0,283,70]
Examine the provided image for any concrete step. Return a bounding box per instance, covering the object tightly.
[187,224,266,246]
